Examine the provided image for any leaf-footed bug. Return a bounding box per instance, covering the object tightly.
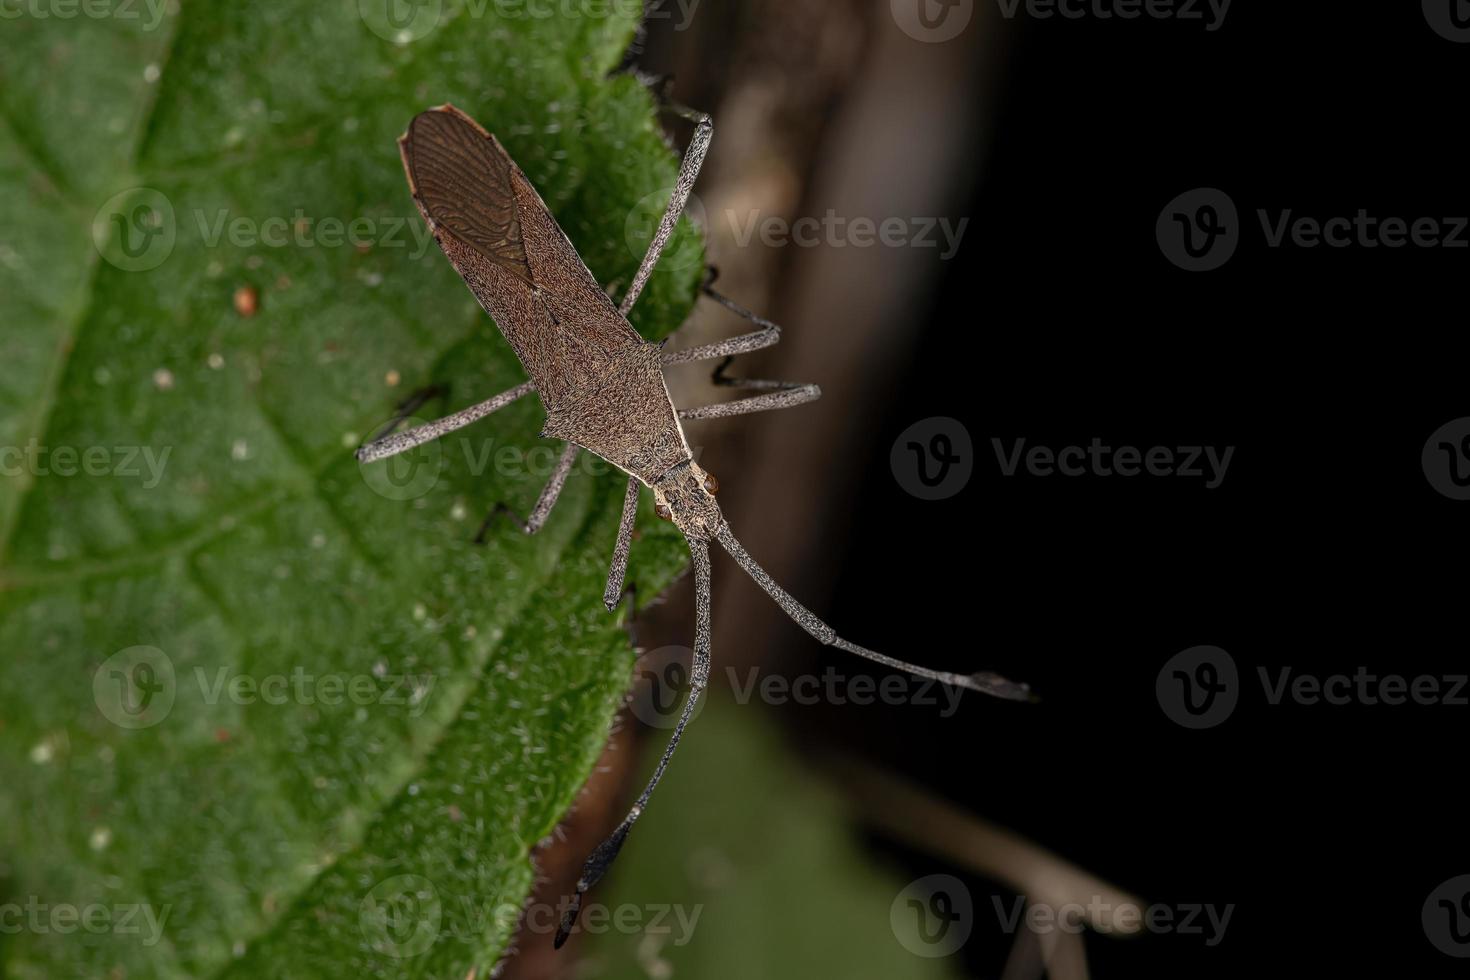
[357,102,1033,947]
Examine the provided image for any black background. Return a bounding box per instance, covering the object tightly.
[787,3,1467,976]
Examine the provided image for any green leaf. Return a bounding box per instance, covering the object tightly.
[0,2,703,977]
[583,699,965,980]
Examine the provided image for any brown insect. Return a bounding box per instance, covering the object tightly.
[358,104,1031,947]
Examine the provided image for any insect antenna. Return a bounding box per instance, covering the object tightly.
[715,525,1035,701]
[555,535,713,949]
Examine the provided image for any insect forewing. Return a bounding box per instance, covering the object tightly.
[399,105,645,412]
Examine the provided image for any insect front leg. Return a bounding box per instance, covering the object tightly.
[357,380,536,464]
[620,102,713,316]
[367,385,449,443]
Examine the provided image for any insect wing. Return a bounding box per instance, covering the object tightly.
[399,105,644,410]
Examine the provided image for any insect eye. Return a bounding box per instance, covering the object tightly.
[703,473,719,494]
[655,503,673,521]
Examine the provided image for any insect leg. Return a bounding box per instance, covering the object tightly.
[555,536,713,949]
[619,104,713,316]
[368,385,449,441]
[356,380,536,464]
[715,525,1035,702]
[660,286,782,366]
[475,442,580,541]
[678,383,821,421]
[674,292,821,417]
[602,476,640,611]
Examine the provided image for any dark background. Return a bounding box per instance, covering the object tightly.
[832,4,1467,978]
[614,1,1470,977]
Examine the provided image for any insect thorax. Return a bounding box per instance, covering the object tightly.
[540,342,691,484]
